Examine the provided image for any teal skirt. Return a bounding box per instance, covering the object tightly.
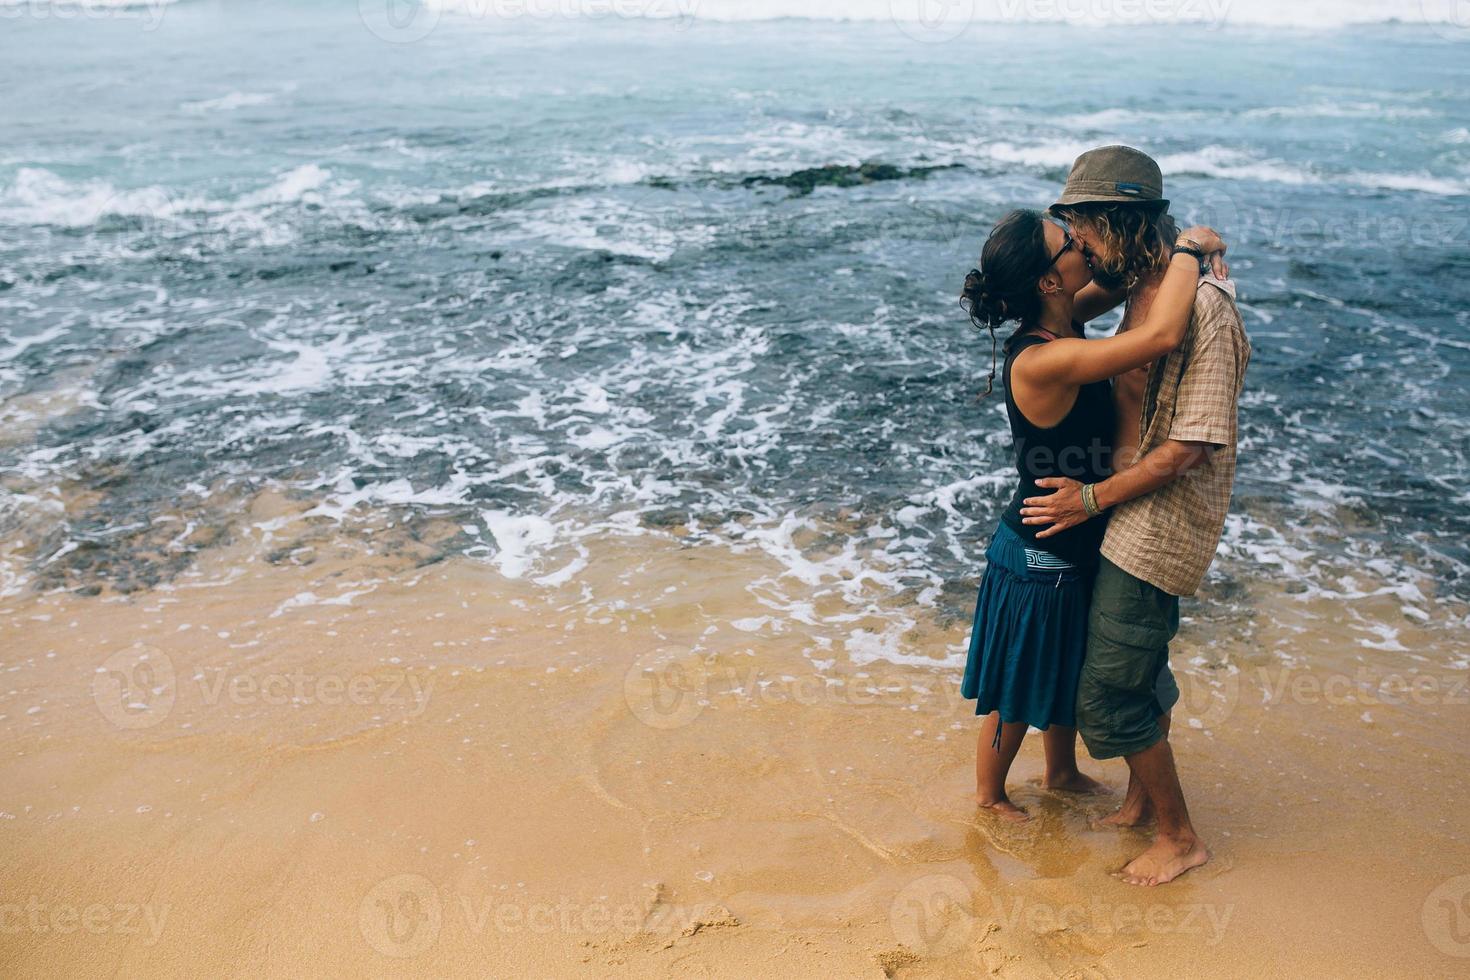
[960,519,1097,748]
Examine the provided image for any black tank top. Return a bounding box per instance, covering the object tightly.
[999,326,1115,567]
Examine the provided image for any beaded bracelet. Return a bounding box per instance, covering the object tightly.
[1081,483,1101,517]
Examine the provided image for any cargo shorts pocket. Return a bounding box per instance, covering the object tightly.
[1076,615,1170,758]
[1083,605,1171,695]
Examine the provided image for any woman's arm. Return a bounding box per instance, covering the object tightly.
[1012,226,1225,389]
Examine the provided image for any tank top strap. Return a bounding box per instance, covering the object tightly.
[1001,331,1051,389]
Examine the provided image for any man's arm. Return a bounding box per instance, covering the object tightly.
[1020,284,1245,538]
[1020,439,1215,539]
[1073,281,1127,324]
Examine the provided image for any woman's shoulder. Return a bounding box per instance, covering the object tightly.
[1003,330,1051,369]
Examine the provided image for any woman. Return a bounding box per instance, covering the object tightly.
[958,209,1224,821]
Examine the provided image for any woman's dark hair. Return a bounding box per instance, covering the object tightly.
[959,209,1054,398]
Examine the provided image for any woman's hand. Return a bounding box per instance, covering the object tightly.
[1177,224,1229,280]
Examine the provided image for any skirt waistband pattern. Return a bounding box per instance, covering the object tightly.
[986,520,1092,586]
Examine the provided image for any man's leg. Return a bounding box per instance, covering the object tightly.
[1118,736,1209,886]
[1115,594,1207,884]
[1098,663,1179,826]
[1097,711,1169,827]
[1076,558,1208,883]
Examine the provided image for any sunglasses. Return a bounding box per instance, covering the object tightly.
[1046,227,1075,270]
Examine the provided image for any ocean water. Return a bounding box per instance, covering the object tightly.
[1,1,1467,664]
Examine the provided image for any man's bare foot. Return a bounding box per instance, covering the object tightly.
[1095,800,1154,829]
[1043,769,1109,795]
[1115,835,1210,886]
[975,796,1031,823]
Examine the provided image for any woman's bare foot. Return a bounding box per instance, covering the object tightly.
[975,795,1031,823]
[1115,834,1210,886]
[1042,769,1109,795]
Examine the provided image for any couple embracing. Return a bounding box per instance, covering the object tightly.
[959,146,1251,886]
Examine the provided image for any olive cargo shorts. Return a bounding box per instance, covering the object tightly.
[1076,555,1182,760]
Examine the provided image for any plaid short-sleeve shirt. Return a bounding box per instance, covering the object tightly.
[1099,277,1251,597]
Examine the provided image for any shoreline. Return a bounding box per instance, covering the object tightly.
[1,493,1466,975]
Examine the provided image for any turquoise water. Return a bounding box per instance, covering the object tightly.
[1,3,1467,652]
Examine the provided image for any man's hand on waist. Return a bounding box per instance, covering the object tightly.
[1020,477,1092,539]
[1020,439,1218,537]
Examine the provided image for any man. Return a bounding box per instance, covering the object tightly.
[1020,145,1251,886]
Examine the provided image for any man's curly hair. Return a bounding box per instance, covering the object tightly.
[1050,202,1178,291]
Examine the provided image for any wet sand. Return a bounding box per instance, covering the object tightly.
[2,491,1468,977]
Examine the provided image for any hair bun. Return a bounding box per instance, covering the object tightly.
[961,268,1010,329]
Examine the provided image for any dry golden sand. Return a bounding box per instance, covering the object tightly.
[1,491,1468,977]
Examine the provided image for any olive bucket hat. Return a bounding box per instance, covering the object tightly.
[1050,144,1169,212]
